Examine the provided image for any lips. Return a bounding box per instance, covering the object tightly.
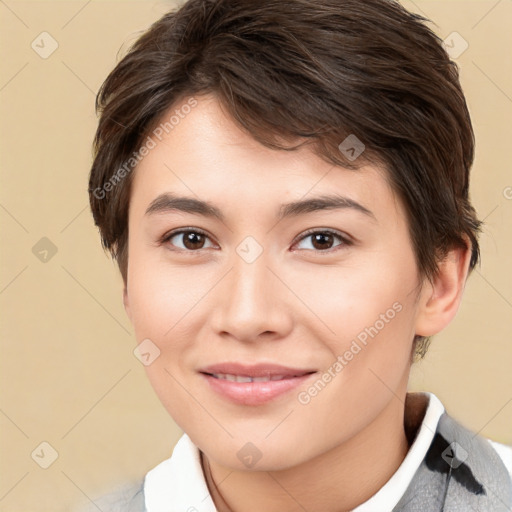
[198,362,317,405]
[199,362,316,379]
[208,373,291,382]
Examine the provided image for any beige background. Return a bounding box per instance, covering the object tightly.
[0,1,511,511]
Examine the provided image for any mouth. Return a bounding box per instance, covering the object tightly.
[198,362,317,405]
[206,373,303,382]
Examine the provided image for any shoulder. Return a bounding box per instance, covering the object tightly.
[71,479,145,512]
[428,394,512,482]
[436,411,512,501]
[488,439,512,479]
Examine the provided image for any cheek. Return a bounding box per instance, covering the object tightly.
[126,248,203,340]
[292,253,415,334]
[295,253,419,386]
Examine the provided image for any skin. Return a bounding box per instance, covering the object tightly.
[123,93,472,512]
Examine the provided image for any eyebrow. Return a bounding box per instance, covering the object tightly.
[144,192,376,222]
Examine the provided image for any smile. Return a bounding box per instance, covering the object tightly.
[209,373,299,382]
[198,363,317,405]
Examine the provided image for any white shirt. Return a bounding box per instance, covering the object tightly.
[143,392,512,512]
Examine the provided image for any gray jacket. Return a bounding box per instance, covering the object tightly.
[76,410,512,511]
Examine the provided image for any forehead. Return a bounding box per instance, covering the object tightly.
[129,94,401,223]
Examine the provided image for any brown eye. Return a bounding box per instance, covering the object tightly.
[162,229,214,251]
[311,232,335,250]
[181,231,206,250]
[295,229,351,252]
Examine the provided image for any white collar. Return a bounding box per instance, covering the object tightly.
[352,391,444,511]
[144,431,216,512]
[144,391,445,512]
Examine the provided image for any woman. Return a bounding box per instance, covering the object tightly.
[85,0,512,510]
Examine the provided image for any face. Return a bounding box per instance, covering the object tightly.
[123,93,427,471]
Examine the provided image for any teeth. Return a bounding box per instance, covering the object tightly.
[211,373,289,382]
[234,375,252,383]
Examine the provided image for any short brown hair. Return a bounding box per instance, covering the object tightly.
[89,0,482,361]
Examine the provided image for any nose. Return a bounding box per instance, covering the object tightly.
[210,248,294,343]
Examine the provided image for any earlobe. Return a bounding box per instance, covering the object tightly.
[414,238,472,337]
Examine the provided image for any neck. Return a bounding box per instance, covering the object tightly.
[202,392,415,512]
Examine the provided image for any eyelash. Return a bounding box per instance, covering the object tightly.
[159,227,353,254]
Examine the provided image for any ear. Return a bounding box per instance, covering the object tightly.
[414,237,473,337]
[123,285,132,323]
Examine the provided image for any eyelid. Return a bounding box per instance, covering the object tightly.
[160,227,353,252]
[291,228,353,251]
[160,227,217,247]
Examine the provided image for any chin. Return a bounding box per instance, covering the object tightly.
[199,434,314,473]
